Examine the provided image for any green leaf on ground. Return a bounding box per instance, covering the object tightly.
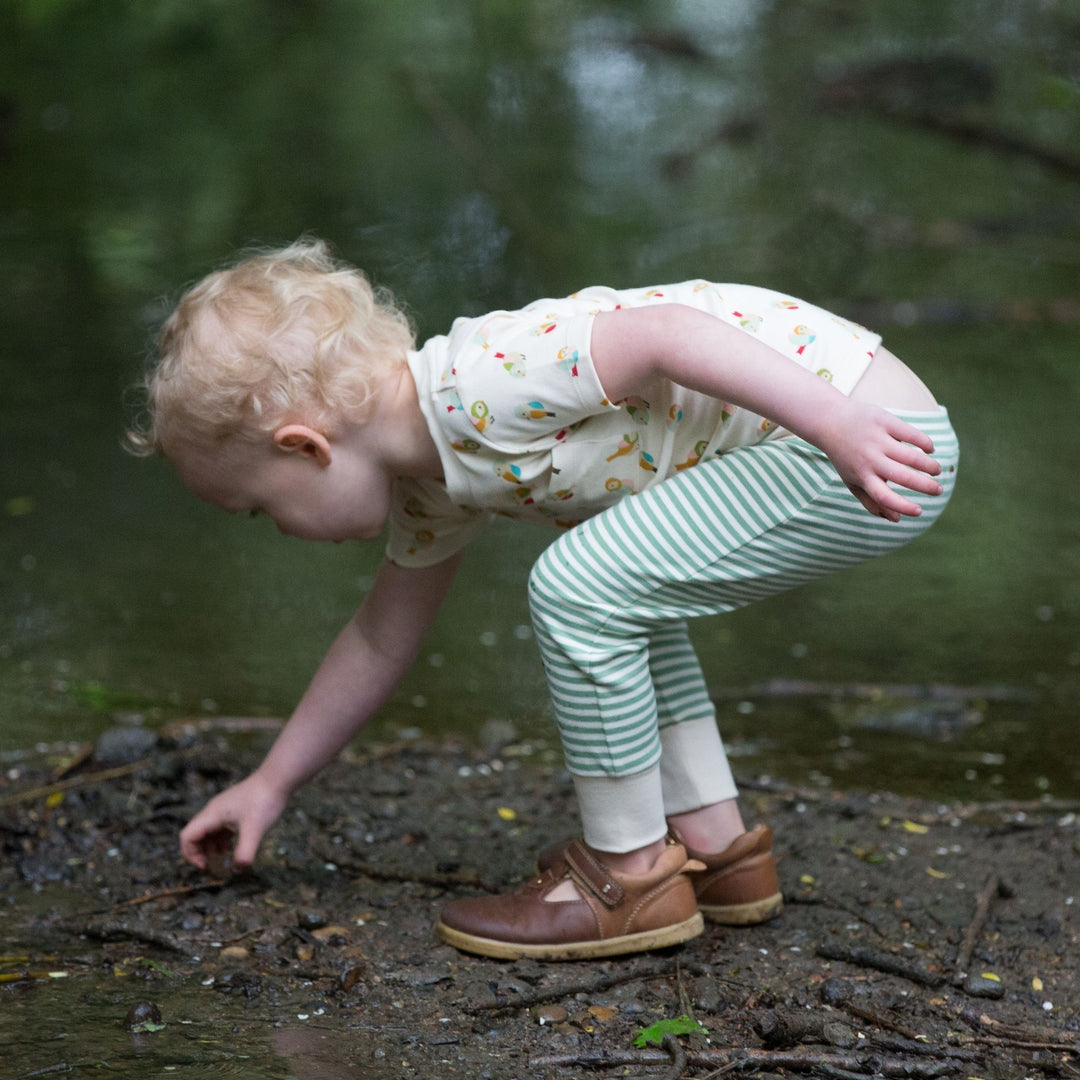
[632,1015,707,1048]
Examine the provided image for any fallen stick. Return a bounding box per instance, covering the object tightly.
[816,940,947,988]
[46,878,227,922]
[952,872,1002,979]
[314,847,502,894]
[467,957,674,1012]
[15,1064,94,1080]
[755,1009,857,1049]
[0,971,69,984]
[529,1047,962,1077]
[788,892,889,939]
[79,921,190,954]
[658,1033,687,1080]
[953,1005,1080,1053]
[469,959,748,1013]
[839,1000,926,1042]
[0,759,155,806]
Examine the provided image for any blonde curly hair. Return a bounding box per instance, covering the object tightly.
[126,238,415,456]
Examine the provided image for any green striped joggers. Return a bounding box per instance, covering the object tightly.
[528,409,959,852]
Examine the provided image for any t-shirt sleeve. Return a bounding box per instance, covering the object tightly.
[442,310,619,453]
[384,477,492,569]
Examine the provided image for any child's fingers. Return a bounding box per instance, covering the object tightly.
[232,826,261,870]
[880,459,944,497]
[848,484,896,521]
[888,439,941,477]
[855,475,923,520]
[180,816,233,869]
[180,825,212,869]
[885,415,936,456]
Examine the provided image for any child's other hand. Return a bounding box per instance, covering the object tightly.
[179,771,287,874]
[823,402,943,523]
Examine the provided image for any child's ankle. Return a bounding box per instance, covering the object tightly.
[595,837,668,876]
[667,799,746,854]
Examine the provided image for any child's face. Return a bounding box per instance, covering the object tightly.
[168,430,393,544]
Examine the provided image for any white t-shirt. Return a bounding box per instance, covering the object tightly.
[388,280,880,567]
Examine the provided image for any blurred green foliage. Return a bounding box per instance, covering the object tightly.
[0,0,1076,795]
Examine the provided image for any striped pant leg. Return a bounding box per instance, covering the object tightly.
[528,410,958,851]
[648,620,739,814]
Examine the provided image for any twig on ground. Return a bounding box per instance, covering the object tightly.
[317,849,502,894]
[79,921,190,954]
[953,872,1004,979]
[787,892,890,938]
[470,958,751,1013]
[41,878,228,925]
[755,1009,858,1049]
[838,1000,926,1041]
[468,958,675,1012]
[659,1033,688,1080]
[189,925,267,946]
[0,971,69,984]
[817,939,947,988]
[676,959,694,1018]
[529,1047,963,1076]
[951,1004,1080,1053]
[50,743,95,781]
[16,1064,92,1079]
[0,759,156,806]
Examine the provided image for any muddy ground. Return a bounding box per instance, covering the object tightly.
[1,721,1077,1079]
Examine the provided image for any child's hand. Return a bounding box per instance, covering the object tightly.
[179,771,287,874]
[822,402,943,523]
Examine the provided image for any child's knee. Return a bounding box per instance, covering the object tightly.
[528,545,567,617]
[528,542,600,641]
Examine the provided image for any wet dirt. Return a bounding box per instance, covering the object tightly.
[1,723,1077,1079]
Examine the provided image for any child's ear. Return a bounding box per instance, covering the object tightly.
[273,424,332,467]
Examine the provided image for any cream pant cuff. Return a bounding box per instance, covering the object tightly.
[573,718,740,852]
[574,765,668,853]
[659,716,739,814]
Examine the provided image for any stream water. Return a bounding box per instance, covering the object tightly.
[2,1,1078,808]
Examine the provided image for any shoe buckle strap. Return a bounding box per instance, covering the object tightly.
[564,840,624,908]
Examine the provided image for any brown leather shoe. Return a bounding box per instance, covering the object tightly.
[435,841,705,961]
[537,823,783,926]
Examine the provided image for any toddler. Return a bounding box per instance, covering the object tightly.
[129,238,957,961]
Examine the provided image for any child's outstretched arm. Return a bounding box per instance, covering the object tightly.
[180,552,463,872]
[591,305,943,522]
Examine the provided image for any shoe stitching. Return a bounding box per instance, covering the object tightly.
[619,866,695,937]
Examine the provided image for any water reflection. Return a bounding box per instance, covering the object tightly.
[0,1,1076,799]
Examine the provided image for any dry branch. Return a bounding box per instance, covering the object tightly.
[530,1046,963,1077]
[953,872,1003,979]
[817,940,947,988]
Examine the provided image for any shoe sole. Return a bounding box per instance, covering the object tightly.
[434,912,704,961]
[699,891,784,926]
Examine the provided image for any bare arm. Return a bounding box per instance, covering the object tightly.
[180,552,462,870]
[590,304,942,521]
